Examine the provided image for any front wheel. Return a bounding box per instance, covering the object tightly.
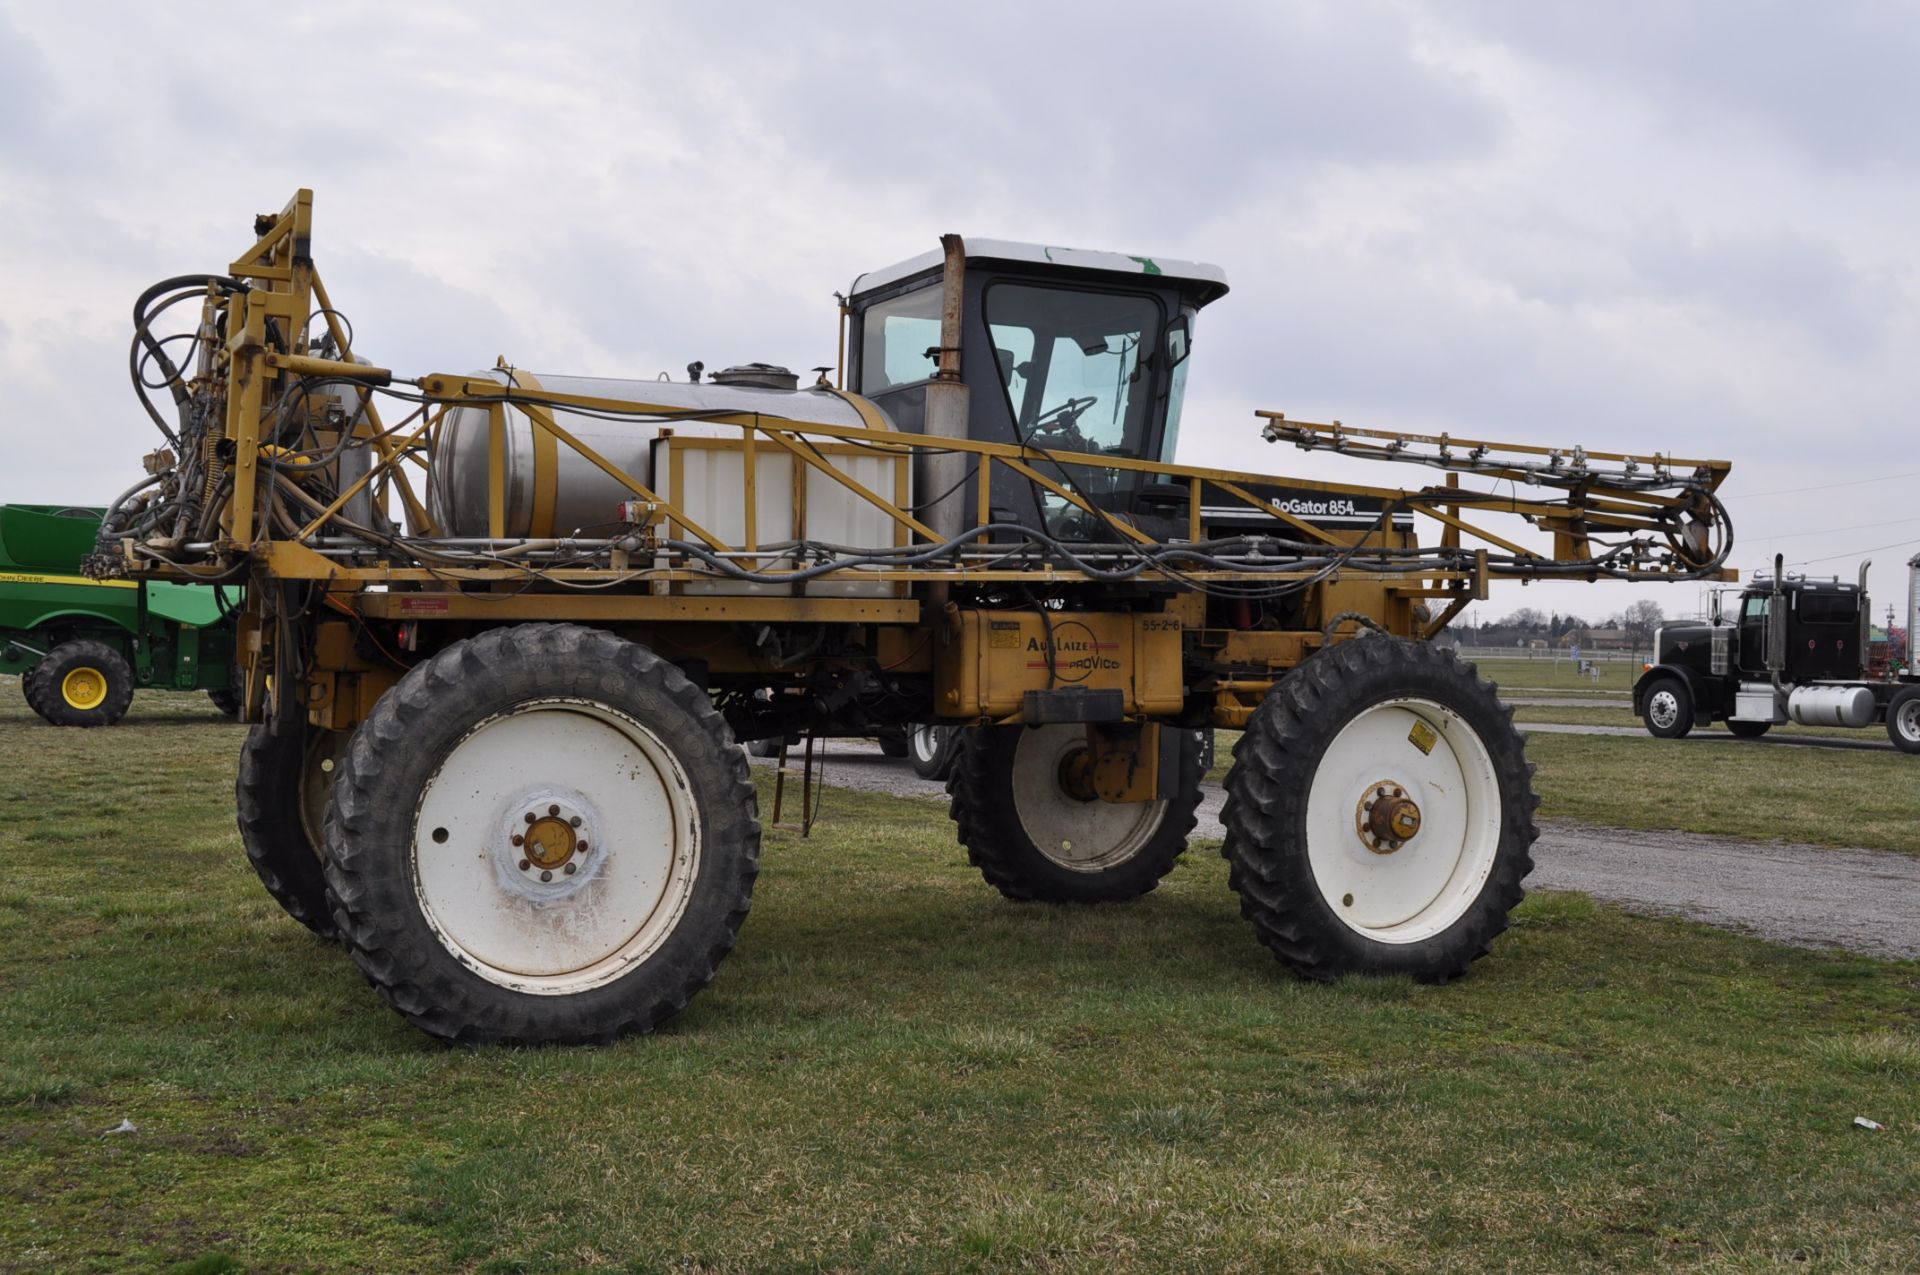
[324,624,759,1045]
[1888,687,1920,755]
[947,724,1203,903]
[1222,638,1537,983]
[23,640,134,727]
[1641,677,1694,739]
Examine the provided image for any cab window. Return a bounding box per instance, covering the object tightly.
[859,287,941,391]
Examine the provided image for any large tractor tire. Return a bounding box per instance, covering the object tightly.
[1641,676,1694,739]
[23,640,134,727]
[1222,638,1536,983]
[236,722,352,940]
[947,724,1203,903]
[908,723,960,781]
[1887,686,1920,755]
[323,624,759,1045]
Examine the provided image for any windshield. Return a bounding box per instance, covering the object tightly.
[984,284,1162,458]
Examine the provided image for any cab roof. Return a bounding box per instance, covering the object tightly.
[850,237,1229,306]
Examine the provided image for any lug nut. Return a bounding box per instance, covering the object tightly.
[518,859,531,871]
[511,834,524,846]
[569,816,582,827]
[524,812,536,825]
[540,870,553,882]
[548,804,560,816]
[563,863,577,876]
[577,841,589,852]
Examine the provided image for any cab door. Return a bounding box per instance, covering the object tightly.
[1737,593,1771,676]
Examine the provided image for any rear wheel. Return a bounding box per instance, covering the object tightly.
[877,730,910,759]
[23,640,134,727]
[324,624,759,1044]
[909,723,960,780]
[1642,677,1694,739]
[236,722,351,939]
[207,685,242,719]
[1726,719,1770,739]
[1223,638,1536,982]
[947,724,1202,903]
[1888,687,1920,755]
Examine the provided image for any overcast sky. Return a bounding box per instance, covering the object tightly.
[4,1,1917,628]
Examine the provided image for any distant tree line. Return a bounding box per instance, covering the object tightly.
[1456,601,1665,650]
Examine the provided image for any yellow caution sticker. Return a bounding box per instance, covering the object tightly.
[1407,719,1438,756]
[990,623,1021,650]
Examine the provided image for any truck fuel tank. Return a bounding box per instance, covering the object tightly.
[1786,684,1875,728]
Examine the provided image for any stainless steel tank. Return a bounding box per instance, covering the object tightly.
[1786,684,1875,728]
[429,368,890,538]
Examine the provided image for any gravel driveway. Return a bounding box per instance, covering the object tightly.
[752,741,1920,962]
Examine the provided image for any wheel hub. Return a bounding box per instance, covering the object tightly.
[1055,748,1099,803]
[1356,781,1421,854]
[62,667,107,710]
[505,800,591,883]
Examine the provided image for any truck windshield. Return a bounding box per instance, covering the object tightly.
[985,284,1163,458]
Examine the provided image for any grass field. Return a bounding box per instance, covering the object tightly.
[1467,657,1641,693]
[3,686,1919,1272]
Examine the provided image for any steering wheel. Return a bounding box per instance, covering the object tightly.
[1029,396,1097,440]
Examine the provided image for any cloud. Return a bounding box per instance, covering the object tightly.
[1451,1,1920,172]
[1,0,1917,616]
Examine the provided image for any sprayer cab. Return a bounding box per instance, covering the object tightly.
[846,239,1229,537]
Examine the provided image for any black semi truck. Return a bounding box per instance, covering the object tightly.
[1633,554,1920,753]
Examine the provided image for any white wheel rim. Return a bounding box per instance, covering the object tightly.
[911,725,942,765]
[1647,689,1680,730]
[411,698,700,994]
[299,730,352,861]
[1010,725,1167,871]
[1898,700,1920,742]
[1305,697,1503,944]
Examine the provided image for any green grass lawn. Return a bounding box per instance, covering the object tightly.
[1469,656,1642,693]
[3,683,1919,1272]
[1524,733,1920,856]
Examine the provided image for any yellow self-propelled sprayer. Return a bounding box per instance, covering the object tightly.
[91,190,1734,1044]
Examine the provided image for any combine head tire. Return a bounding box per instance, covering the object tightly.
[23,640,134,727]
[323,624,759,1045]
[908,723,960,780]
[236,723,350,939]
[1642,676,1694,739]
[1888,686,1920,755]
[1222,638,1536,983]
[207,686,243,719]
[948,724,1202,903]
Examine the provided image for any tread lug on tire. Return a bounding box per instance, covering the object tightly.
[947,724,1202,903]
[237,722,348,940]
[23,639,134,727]
[1221,637,1537,983]
[322,623,759,1045]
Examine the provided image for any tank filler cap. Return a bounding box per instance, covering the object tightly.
[710,363,799,391]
